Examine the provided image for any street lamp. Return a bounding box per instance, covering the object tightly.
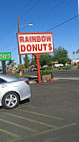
[20,24,33,28]
[17,14,33,65]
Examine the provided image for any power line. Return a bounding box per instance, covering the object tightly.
[0,0,66,46]
[1,0,65,48]
[20,0,41,20]
[47,15,79,31]
[32,0,67,23]
[0,0,33,43]
[11,14,79,53]
[10,1,41,53]
[0,22,17,44]
[0,0,37,48]
[0,0,31,42]
[4,0,40,40]
[11,47,17,52]
[15,0,67,29]
[19,0,33,13]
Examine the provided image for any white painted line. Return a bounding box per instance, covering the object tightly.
[53,77,79,81]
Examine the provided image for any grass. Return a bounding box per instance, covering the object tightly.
[11,73,30,78]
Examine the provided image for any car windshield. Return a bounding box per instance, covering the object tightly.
[0,74,18,82]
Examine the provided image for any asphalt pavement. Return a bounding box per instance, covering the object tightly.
[25,69,79,83]
[24,69,79,78]
[0,70,79,142]
[53,69,79,78]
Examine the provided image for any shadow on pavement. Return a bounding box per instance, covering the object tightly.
[20,98,30,105]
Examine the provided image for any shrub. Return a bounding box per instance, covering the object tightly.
[57,67,62,70]
[63,66,71,70]
[46,66,53,70]
[41,70,53,78]
[11,74,21,78]
[40,66,53,70]
[57,66,71,70]
[77,64,79,69]
[11,72,29,78]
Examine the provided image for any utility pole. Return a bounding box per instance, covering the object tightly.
[2,61,6,74]
[17,14,22,64]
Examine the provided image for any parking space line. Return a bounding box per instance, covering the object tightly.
[16,108,64,120]
[17,105,37,109]
[0,128,20,138]
[24,123,76,139]
[8,123,76,142]
[18,104,32,109]
[0,119,38,133]
[32,123,76,136]
[3,112,57,128]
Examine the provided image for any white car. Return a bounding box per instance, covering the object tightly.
[54,64,64,67]
[0,74,31,109]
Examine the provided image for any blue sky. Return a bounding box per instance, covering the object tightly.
[0,0,79,65]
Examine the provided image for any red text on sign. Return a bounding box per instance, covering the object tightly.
[19,36,51,43]
[20,44,52,52]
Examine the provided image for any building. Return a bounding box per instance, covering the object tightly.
[71,59,79,65]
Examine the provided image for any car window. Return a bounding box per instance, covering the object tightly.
[0,75,18,82]
[0,78,6,83]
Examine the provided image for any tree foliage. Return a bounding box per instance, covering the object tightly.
[52,47,70,65]
[24,55,29,68]
[7,59,16,67]
[73,51,75,55]
[30,55,36,66]
[40,54,52,67]
[76,48,79,54]
[18,64,24,71]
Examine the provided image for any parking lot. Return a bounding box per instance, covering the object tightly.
[0,76,79,142]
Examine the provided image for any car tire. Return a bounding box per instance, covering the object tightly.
[2,92,19,109]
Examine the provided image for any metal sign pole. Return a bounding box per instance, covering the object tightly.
[2,61,6,74]
[34,53,41,83]
[17,14,22,64]
[17,32,54,83]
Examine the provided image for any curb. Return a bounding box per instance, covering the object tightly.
[53,77,79,81]
[29,80,37,84]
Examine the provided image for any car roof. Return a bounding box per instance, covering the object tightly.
[0,74,18,82]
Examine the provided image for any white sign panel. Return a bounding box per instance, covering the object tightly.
[17,32,54,55]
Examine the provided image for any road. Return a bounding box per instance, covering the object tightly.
[0,70,79,142]
[24,69,79,81]
[53,69,79,78]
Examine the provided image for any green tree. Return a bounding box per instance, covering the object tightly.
[30,56,36,66]
[7,59,16,67]
[52,47,69,65]
[24,55,29,68]
[18,64,24,70]
[11,60,16,68]
[76,49,79,55]
[73,51,75,55]
[72,51,75,60]
[77,48,79,53]
[76,51,78,54]
[40,54,52,67]
[76,48,79,58]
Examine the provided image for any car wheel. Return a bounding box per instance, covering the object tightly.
[2,92,19,109]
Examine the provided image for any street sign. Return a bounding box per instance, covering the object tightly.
[17,32,54,55]
[0,52,11,61]
[17,32,54,83]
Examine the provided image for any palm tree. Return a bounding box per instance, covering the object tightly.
[73,51,75,54]
[73,51,75,60]
[77,49,79,55]
[10,60,16,68]
[76,49,79,58]
[76,51,78,54]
